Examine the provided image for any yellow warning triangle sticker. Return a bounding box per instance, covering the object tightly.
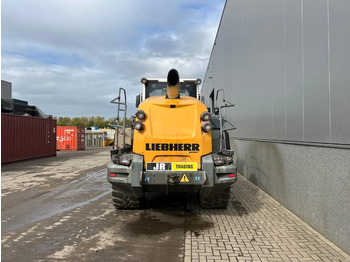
[180,174,190,183]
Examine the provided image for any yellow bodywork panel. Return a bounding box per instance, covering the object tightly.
[133,95,212,170]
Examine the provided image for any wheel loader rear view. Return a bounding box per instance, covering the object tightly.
[107,69,237,209]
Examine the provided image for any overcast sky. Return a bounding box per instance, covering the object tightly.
[1,0,225,118]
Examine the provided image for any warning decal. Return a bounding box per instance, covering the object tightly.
[180,174,190,183]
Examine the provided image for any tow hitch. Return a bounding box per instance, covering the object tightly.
[168,174,180,185]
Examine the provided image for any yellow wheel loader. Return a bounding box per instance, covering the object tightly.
[107,69,237,209]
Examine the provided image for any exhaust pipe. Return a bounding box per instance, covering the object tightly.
[167,69,180,99]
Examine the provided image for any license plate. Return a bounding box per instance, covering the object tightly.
[146,162,197,171]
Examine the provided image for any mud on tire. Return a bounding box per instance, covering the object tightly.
[199,187,231,209]
[112,185,143,209]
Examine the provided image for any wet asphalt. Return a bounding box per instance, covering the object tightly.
[1,148,212,262]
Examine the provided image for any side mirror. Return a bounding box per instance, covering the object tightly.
[135,95,140,108]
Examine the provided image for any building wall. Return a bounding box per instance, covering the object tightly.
[203,0,350,145]
[1,80,12,100]
[202,0,350,253]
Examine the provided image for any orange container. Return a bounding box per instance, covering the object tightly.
[56,126,85,151]
[1,113,57,163]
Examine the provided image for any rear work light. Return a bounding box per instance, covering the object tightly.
[200,111,211,121]
[141,78,148,85]
[133,121,144,131]
[135,109,146,120]
[201,122,212,132]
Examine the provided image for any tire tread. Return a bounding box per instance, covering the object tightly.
[111,186,143,209]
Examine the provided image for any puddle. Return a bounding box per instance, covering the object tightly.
[231,200,248,216]
[125,211,183,235]
[3,169,111,233]
[189,213,214,237]
[124,193,214,236]
[125,209,213,236]
[33,174,55,178]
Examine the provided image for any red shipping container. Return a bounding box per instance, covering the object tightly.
[56,126,85,151]
[1,113,57,164]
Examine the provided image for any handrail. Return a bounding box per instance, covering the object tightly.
[216,89,237,154]
[109,88,127,150]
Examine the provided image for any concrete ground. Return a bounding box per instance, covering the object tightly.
[1,148,349,261]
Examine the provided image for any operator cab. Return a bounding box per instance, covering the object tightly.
[136,78,201,107]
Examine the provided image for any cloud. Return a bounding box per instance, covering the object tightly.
[1,0,225,117]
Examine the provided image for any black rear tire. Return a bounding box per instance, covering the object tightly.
[199,187,230,209]
[112,185,144,209]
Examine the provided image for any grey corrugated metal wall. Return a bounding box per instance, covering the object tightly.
[203,0,350,146]
[202,0,350,254]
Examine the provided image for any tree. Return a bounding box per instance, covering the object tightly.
[71,117,85,127]
[95,116,106,128]
[80,116,89,127]
[87,119,95,127]
[55,115,131,128]
[57,117,72,126]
